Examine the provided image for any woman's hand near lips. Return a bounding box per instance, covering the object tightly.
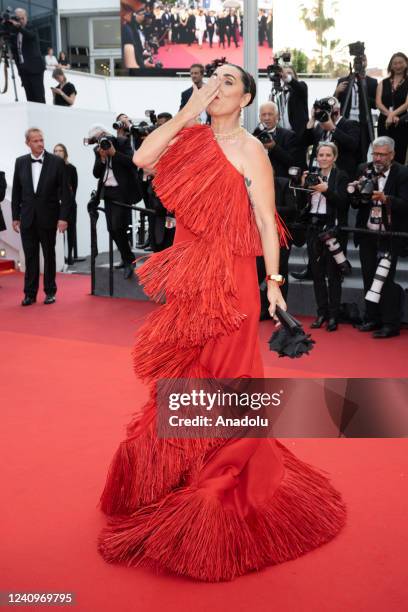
[182,75,221,121]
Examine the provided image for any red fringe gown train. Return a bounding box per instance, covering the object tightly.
[98,125,346,582]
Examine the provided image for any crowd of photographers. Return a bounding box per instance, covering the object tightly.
[2,48,408,339]
[258,47,408,338]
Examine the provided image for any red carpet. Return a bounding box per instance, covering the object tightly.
[156,41,273,69]
[1,271,407,611]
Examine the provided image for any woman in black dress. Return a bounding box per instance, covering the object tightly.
[53,144,78,265]
[376,52,408,164]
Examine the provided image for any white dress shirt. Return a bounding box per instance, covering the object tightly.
[309,172,330,215]
[31,152,45,193]
[103,158,119,187]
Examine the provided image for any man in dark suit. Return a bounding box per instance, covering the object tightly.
[179,63,209,124]
[0,171,6,232]
[257,177,297,319]
[334,55,377,162]
[253,102,299,178]
[350,136,408,338]
[225,9,239,48]
[92,127,137,279]
[304,97,360,179]
[9,8,45,103]
[206,11,216,48]
[12,128,71,305]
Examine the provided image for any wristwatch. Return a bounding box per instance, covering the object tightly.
[265,274,285,286]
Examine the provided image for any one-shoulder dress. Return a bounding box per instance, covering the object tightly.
[98,125,346,582]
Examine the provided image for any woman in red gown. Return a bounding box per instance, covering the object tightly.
[98,64,346,582]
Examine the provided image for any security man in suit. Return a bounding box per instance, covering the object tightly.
[9,8,46,103]
[253,101,299,178]
[180,63,209,124]
[350,136,408,338]
[12,128,71,305]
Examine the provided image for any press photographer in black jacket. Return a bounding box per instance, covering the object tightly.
[304,97,360,179]
[9,8,46,103]
[350,136,408,338]
[92,127,137,279]
[298,142,350,331]
[257,176,297,319]
[334,54,377,162]
[253,101,299,178]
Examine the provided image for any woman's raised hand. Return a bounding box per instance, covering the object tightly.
[182,75,221,121]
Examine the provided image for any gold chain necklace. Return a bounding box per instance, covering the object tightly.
[213,126,244,140]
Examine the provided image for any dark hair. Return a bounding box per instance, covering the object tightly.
[387,52,408,78]
[54,143,68,161]
[115,112,128,121]
[190,63,205,74]
[157,112,173,121]
[226,64,257,107]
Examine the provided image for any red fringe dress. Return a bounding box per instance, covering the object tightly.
[98,124,346,582]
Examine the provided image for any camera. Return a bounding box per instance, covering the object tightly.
[347,164,379,204]
[266,52,291,91]
[112,120,128,131]
[130,110,157,137]
[304,172,322,189]
[313,97,337,123]
[365,252,392,303]
[0,6,18,36]
[254,122,274,145]
[319,226,352,276]
[348,41,366,75]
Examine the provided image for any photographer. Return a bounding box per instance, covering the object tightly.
[278,66,309,143]
[350,136,408,338]
[298,143,349,331]
[257,176,297,319]
[253,102,298,178]
[122,5,156,72]
[8,8,45,103]
[0,170,6,232]
[304,97,360,179]
[91,126,136,279]
[334,50,377,162]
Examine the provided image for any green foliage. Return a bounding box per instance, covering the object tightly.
[300,0,344,75]
[290,49,309,74]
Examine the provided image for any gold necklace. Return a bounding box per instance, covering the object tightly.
[213,126,244,140]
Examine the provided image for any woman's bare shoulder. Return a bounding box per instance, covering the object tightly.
[240,131,267,159]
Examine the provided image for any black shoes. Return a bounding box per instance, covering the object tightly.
[44,294,56,305]
[372,326,400,339]
[326,318,338,332]
[310,315,327,329]
[123,263,135,279]
[21,296,36,306]
[357,321,382,332]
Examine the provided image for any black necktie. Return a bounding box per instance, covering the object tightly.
[31,159,43,164]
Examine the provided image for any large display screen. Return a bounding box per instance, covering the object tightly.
[120,1,273,73]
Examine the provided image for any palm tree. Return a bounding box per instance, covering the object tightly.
[300,0,337,72]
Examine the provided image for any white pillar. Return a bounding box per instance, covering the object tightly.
[243,0,258,133]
